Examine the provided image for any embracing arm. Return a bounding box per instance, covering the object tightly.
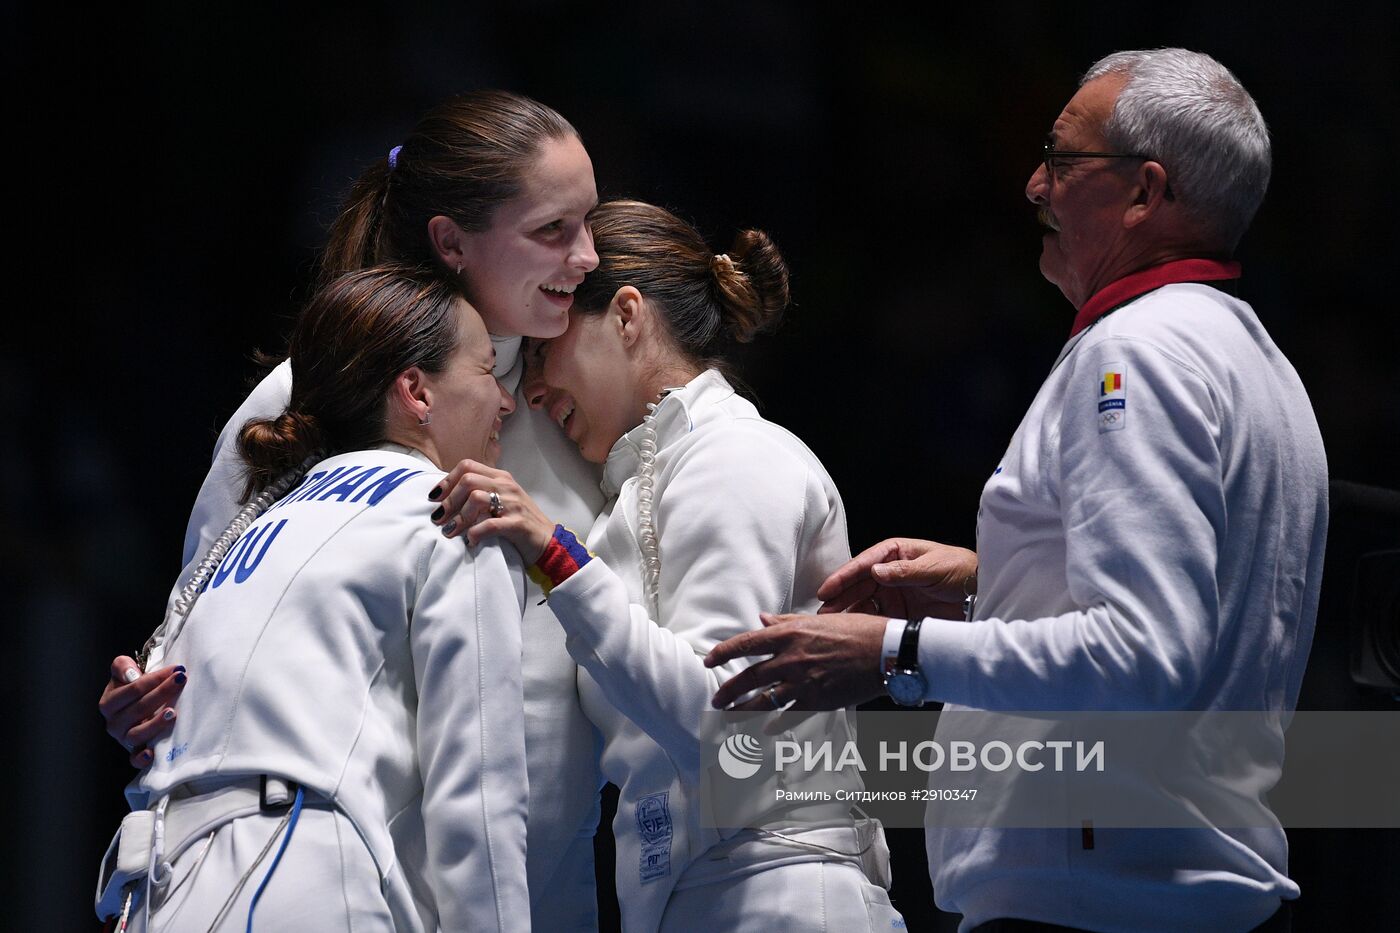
[552,424,846,769]
[410,537,529,932]
[433,427,846,766]
[179,360,294,569]
[99,362,293,763]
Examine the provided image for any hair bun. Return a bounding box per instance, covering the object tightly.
[713,229,790,343]
[238,410,322,502]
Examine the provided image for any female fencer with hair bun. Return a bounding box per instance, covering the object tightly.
[99,90,607,929]
[97,265,525,931]
[430,199,906,932]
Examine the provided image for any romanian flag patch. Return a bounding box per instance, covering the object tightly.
[1097,363,1126,433]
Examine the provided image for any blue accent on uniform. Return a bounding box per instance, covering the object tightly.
[212,519,288,589]
[1098,399,1126,412]
[284,466,354,506]
[351,468,425,506]
[275,464,428,510]
[317,466,385,501]
[211,532,251,589]
[234,519,287,583]
[246,785,305,932]
[269,470,323,511]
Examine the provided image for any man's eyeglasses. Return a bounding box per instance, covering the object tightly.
[1042,141,1150,174]
[1041,141,1174,199]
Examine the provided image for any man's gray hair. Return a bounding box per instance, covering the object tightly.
[1084,49,1271,250]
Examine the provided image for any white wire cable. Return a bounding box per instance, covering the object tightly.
[635,388,684,618]
[635,400,663,618]
[637,383,880,869]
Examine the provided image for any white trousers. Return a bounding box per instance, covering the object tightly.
[128,808,395,933]
[658,860,904,933]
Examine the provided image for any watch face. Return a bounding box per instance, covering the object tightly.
[886,669,926,707]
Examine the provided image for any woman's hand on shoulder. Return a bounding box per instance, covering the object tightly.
[428,460,555,563]
[98,655,187,768]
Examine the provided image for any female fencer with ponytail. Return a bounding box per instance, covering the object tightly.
[97,266,526,931]
[430,200,906,932]
[98,90,606,929]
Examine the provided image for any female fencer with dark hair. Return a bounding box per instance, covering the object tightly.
[98,90,606,929]
[97,266,525,931]
[430,199,905,932]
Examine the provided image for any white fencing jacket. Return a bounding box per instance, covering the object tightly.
[138,446,530,932]
[158,340,606,929]
[914,284,1328,932]
[545,369,867,931]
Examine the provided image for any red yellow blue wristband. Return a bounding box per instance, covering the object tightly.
[528,524,593,595]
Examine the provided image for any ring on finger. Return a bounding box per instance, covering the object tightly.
[764,686,782,710]
[488,491,504,518]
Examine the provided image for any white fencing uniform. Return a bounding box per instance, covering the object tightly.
[905,283,1328,931]
[160,337,606,929]
[130,446,530,931]
[543,370,903,932]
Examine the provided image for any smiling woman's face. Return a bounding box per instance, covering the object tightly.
[420,299,516,469]
[528,306,640,464]
[457,135,600,339]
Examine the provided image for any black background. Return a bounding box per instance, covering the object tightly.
[10,2,1398,929]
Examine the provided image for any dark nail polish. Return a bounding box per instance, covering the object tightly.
[442,521,457,536]
[428,486,443,501]
[174,671,187,686]
[431,506,445,522]
[174,665,186,673]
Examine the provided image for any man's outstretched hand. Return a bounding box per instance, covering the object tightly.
[705,612,888,711]
[817,537,976,622]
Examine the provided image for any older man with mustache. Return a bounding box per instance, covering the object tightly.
[708,49,1326,933]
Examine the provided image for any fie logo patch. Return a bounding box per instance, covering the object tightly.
[1097,363,1126,433]
[636,793,673,883]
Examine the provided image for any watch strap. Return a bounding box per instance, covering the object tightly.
[896,617,924,670]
